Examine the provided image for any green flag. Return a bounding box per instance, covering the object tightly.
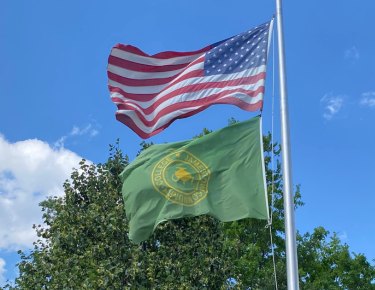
[120,116,269,243]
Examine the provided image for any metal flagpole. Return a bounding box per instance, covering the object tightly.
[275,0,300,289]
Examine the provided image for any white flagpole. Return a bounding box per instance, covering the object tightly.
[275,0,300,289]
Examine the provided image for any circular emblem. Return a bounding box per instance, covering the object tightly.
[151,150,210,206]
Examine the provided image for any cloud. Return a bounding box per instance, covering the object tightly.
[54,123,99,148]
[360,91,375,108]
[338,231,348,242]
[0,135,85,250]
[0,258,5,286]
[344,46,360,61]
[320,94,344,120]
[70,124,99,137]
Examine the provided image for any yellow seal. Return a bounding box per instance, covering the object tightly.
[151,150,210,206]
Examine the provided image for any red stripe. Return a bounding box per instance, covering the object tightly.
[116,86,265,115]
[159,72,266,103]
[109,86,157,102]
[110,72,265,107]
[113,43,212,59]
[108,21,273,138]
[108,55,190,73]
[108,71,176,87]
[116,86,265,127]
[108,69,203,88]
[115,113,165,139]
[115,98,263,139]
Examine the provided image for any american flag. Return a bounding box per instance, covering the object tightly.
[108,19,273,138]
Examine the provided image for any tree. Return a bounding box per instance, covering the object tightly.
[5,143,229,289]
[8,145,132,289]
[298,227,375,289]
[4,134,375,289]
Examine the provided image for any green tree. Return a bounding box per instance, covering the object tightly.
[4,134,375,289]
[220,133,301,289]
[298,227,375,289]
[8,145,132,289]
[5,143,229,289]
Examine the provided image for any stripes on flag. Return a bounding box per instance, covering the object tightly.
[107,19,273,138]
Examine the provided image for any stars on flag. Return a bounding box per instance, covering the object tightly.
[204,22,269,76]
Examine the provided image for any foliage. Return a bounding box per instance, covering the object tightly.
[298,227,375,289]
[3,133,375,289]
[6,145,132,289]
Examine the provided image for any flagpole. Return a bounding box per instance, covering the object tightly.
[275,0,300,289]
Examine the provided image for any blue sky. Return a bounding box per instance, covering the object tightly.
[1,0,375,285]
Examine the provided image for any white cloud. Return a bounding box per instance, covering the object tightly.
[344,46,360,61]
[54,123,99,148]
[338,231,348,242]
[70,124,99,137]
[0,257,5,286]
[320,94,344,120]
[53,136,67,149]
[360,91,375,108]
[0,135,85,250]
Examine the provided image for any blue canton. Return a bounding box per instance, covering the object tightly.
[204,22,270,76]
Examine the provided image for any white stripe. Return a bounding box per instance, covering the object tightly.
[109,79,168,94]
[115,87,264,122]
[109,64,266,96]
[111,47,206,66]
[107,63,185,80]
[170,56,205,82]
[116,91,263,134]
[108,61,204,94]
[158,64,266,101]
[111,78,265,110]
[117,105,201,134]
[108,58,204,81]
